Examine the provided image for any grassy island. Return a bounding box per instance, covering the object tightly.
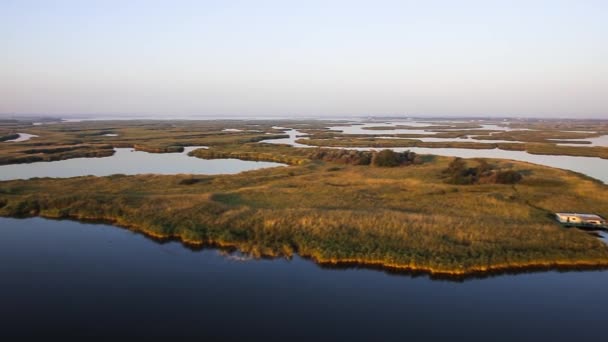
[297,137,608,159]
[2,130,608,276]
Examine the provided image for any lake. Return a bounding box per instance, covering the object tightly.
[0,217,606,341]
[0,147,285,181]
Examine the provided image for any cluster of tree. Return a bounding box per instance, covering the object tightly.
[0,133,19,142]
[308,149,372,165]
[443,158,523,185]
[371,149,420,167]
[133,144,184,153]
[308,148,420,167]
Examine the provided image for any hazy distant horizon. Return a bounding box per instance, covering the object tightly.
[2,0,607,118]
[3,112,606,121]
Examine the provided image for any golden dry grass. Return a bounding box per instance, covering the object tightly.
[1,145,607,276]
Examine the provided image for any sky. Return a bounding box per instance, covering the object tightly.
[1,0,607,118]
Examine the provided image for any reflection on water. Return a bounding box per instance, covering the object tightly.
[0,217,607,340]
[0,147,285,181]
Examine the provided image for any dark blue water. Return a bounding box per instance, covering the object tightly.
[1,217,607,341]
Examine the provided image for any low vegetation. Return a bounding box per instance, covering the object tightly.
[442,158,523,185]
[2,118,607,165]
[309,148,421,166]
[1,141,607,276]
[471,129,602,143]
[298,138,608,159]
[1,118,608,277]
[359,123,483,130]
[190,144,421,167]
[189,143,311,165]
[0,119,308,165]
[299,137,500,149]
[0,133,20,142]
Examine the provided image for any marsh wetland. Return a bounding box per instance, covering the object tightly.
[1,117,608,339]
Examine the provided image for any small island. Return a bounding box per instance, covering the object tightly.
[1,119,607,277]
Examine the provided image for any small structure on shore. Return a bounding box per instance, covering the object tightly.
[555,213,607,228]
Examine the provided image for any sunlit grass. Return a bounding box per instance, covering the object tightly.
[1,147,607,275]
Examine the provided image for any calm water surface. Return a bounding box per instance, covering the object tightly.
[0,217,606,341]
[328,122,436,135]
[556,135,608,147]
[388,146,608,184]
[270,126,608,183]
[260,128,311,147]
[0,147,285,180]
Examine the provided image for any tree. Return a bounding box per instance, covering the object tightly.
[495,170,523,184]
[372,149,400,167]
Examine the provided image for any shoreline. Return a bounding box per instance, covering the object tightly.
[5,213,608,281]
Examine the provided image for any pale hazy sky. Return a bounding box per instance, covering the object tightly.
[1,0,607,118]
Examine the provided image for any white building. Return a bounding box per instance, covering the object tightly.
[555,213,606,227]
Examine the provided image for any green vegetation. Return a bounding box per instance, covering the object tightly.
[189,143,312,165]
[471,129,602,143]
[299,137,499,149]
[308,149,372,165]
[2,118,608,277]
[443,158,523,185]
[518,144,608,159]
[503,119,608,133]
[190,144,420,167]
[371,149,420,167]
[0,133,20,142]
[1,139,608,276]
[360,123,483,130]
[3,118,607,165]
[298,138,608,159]
[309,148,420,166]
[295,118,608,159]
[0,119,324,165]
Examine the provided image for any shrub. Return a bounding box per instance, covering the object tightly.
[443,158,523,185]
[179,178,201,185]
[308,149,373,165]
[443,158,475,184]
[495,170,523,184]
[371,149,419,167]
[372,150,400,167]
